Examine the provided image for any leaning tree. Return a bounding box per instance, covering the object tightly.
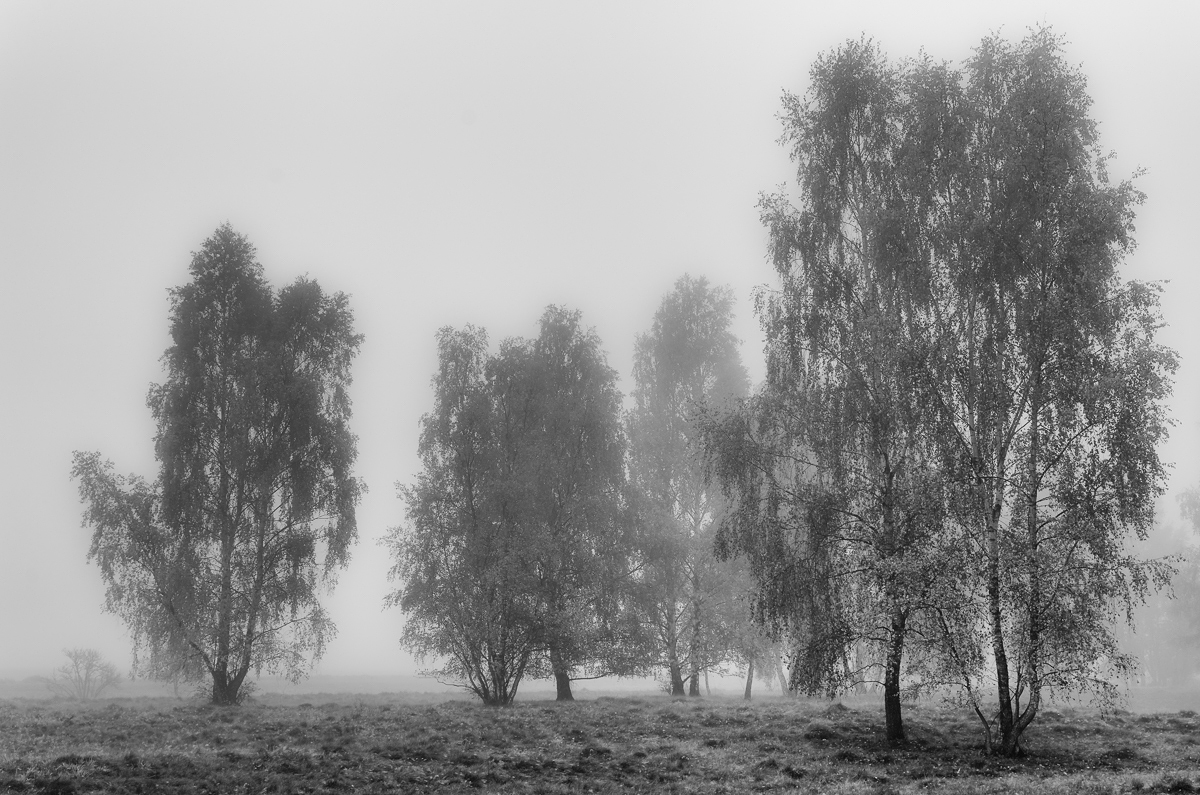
[73,224,363,705]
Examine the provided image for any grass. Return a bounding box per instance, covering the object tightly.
[1,693,1199,793]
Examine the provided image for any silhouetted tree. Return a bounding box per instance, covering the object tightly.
[73,224,363,705]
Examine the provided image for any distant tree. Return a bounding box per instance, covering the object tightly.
[627,275,750,697]
[43,649,122,701]
[1122,547,1200,687]
[387,326,540,706]
[388,308,635,704]
[73,224,363,706]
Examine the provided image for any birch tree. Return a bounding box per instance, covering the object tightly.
[628,275,750,696]
[73,224,363,705]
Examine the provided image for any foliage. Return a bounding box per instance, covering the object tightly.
[73,224,364,705]
[41,649,122,701]
[627,275,750,696]
[388,307,634,704]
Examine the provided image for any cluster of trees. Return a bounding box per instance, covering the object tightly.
[71,223,762,707]
[69,28,1181,760]
[385,279,770,704]
[702,29,1176,754]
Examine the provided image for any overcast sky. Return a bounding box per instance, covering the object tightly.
[1,2,1197,680]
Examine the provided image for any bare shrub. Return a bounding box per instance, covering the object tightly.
[44,648,122,700]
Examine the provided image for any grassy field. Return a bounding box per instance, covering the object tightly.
[2,692,1199,794]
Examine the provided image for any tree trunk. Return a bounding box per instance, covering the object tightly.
[554,670,574,701]
[668,660,686,697]
[688,596,702,697]
[211,671,237,706]
[210,663,249,706]
[776,661,790,696]
[987,496,1016,752]
[550,649,574,701]
[1003,375,1044,756]
[883,609,907,745]
[744,659,754,701]
[666,625,686,696]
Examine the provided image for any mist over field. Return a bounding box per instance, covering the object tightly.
[2,1,1200,735]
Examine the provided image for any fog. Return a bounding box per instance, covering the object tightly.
[2,2,1199,699]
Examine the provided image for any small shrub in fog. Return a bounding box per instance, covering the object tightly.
[44,648,122,701]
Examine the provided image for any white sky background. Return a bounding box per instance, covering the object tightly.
[1,1,1197,679]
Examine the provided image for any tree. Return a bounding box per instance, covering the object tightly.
[43,649,123,701]
[387,325,541,706]
[904,30,1175,754]
[704,40,957,744]
[493,307,633,700]
[704,29,1175,753]
[389,308,634,704]
[627,275,750,697]
[73,224,363,705]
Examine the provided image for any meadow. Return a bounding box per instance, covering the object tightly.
[2,691,1199,794]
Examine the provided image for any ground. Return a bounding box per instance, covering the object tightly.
[2,691,1199,793]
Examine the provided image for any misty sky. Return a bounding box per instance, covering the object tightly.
[2,2,1198,680]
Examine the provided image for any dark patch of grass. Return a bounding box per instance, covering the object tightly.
[803,720,837,740]
[1153,775,1198,793]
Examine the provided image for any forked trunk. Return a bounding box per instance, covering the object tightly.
[210,667,246,706]
[668,660,686,697]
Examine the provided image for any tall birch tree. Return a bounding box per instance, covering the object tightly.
[73,225,363,705]
[705,29,1175,753]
